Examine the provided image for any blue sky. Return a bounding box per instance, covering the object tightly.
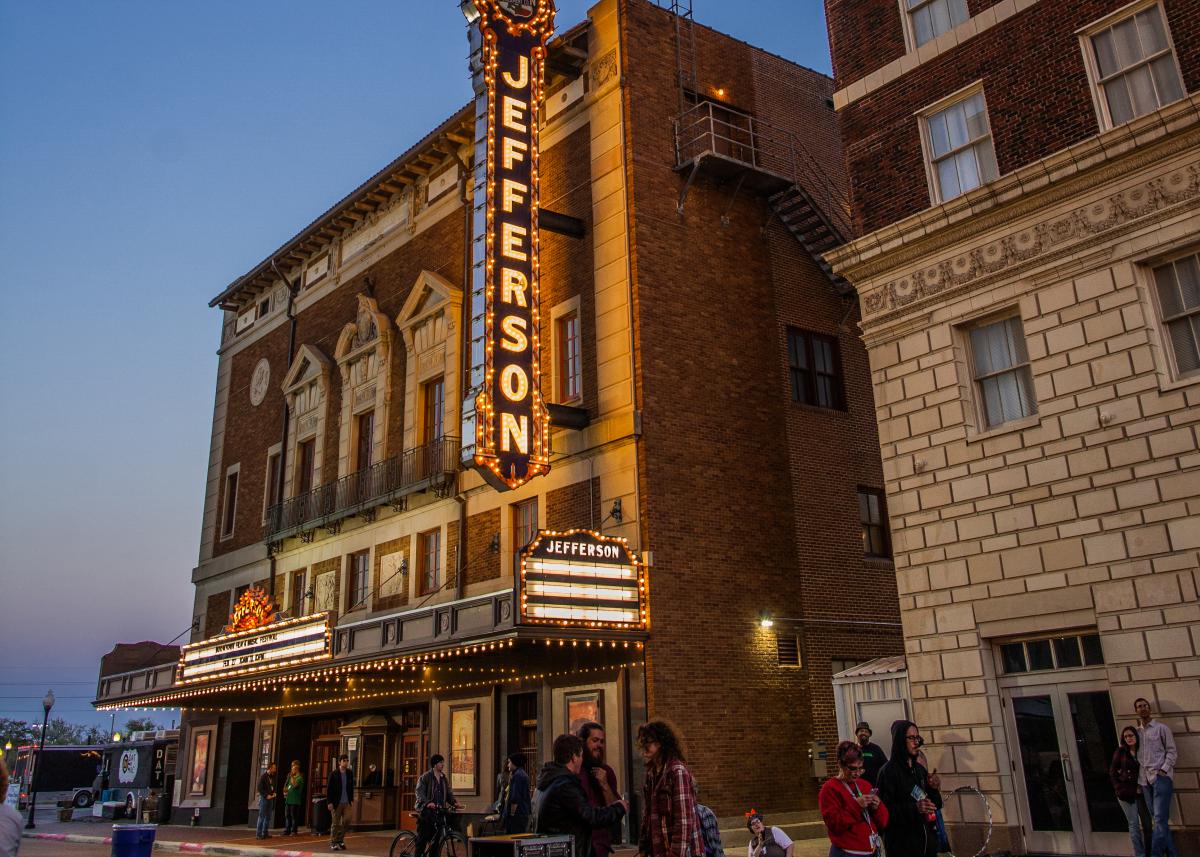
[0,0,831,728]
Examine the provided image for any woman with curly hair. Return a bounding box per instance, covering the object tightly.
[819,741,888,857]
[636,720,704,857]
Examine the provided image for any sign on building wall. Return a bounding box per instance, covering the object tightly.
[463,0,554,492]
[178,613,331,684]
[518,530,647,629]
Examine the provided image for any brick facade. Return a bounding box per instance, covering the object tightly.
[545,477,601,531]
[829,0,1200,235]
[620,0,899,813]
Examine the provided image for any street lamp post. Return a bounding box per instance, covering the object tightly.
[25,689,54,830]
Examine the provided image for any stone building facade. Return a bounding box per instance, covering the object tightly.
[824,0,1200,854]
[96,0,899,830]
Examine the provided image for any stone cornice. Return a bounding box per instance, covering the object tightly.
[826,94,1200,328]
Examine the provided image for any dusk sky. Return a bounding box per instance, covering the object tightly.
[0,0,832,730]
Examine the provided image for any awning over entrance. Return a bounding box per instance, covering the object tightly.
[95,632,645,715]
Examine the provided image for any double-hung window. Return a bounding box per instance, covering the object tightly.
[1083,2,1184,128]
[1151,252,1200,379]
[513,498,538,573]
[922,87,998,203]
[347,550,370,610]
[787,328,844,410]
[904,0,968,49]
[418,529,441,595]
[967,315,1037,429]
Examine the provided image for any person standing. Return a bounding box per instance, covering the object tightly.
[854,723,888,786]
[283,760,305,836]
[256,762,277,840]
[1111,726,1151,857]
[1136,697,1178,857]
[0,759,22,857]
[819,741,888,857]
[326,754,355,852]
[535,734,627,857]
[578,722,620,857]
[875,721,941,857]
[415,755,460,857]
[636,720,704,857]
[745,811,794,857]
[502,754,531,834]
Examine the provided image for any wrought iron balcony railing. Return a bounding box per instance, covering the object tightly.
[264,436,460,542]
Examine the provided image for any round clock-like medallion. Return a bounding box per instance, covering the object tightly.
[250,358,271,407]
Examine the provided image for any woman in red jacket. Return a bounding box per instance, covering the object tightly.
[819,741,888,857]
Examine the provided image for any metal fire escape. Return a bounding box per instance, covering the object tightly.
[656,1,853,294]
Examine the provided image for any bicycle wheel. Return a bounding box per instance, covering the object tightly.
[439,831,467,857]
[390,830,418,857]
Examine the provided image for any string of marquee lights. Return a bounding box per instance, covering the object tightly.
[96,637,644,711]
[108,659,642,716]
[473,0,552,488]
[518,529,649,630]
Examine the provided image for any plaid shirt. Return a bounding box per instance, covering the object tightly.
[639,759,705,857]
[695,804,724,857]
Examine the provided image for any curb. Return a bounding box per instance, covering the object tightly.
[22,831,377,856]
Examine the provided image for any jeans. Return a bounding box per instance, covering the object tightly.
[256,797,274,837]
[284,802,302,834]
[1120,798,1147,857]
[331,802,350,846]
[1144,776,1177,857]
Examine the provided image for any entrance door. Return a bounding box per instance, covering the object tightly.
[1004,682,1127,855]
[223,721,255,826]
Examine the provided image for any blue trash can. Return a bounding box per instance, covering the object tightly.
[111,823,157,857]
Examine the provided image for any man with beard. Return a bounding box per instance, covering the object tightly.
[535,734,628,857]
[577,722,620,857]
[854,722,888,785]
[876,721,941,857]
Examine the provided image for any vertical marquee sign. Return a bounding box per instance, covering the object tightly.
[463,0,554,492]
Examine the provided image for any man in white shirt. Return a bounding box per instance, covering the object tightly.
[1135,697,1178,857]
[0,759,22,856]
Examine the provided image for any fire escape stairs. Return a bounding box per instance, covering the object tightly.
[768,184,854,296]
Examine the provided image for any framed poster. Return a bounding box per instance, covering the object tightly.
[566,690,603,734]
[449,704,478,794]
[187,726,216,797]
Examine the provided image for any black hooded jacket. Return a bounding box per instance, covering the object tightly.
[534,762,626,857]
[875,720,942,857]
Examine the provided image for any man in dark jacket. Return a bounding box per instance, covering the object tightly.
[256,762,277,840]
[326,755,354,851]
[535,734,628,857]
[502,754,532,834]
[876,720,942,857]
[855,722,888,786]
[414,755,460,857]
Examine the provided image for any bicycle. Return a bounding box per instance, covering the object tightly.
[390,805,467,857]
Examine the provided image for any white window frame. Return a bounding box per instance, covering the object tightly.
[899,0,969,53]
[1142,247,1200,385]
[961,310,1038,431]
[1077,0,1186,131]
[220,462,240,541]
[916,81,998,205]
[550,296,583,405]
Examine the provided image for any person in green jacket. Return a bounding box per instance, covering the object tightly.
[284,760,305,835]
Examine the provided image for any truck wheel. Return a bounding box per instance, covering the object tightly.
[73,791,94,808]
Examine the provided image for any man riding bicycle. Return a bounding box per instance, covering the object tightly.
[414,754,462,857]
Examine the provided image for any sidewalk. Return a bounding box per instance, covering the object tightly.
[22,818,835,857]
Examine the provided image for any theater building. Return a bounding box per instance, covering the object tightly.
[823,0,1200,853]
[94,0,899,830]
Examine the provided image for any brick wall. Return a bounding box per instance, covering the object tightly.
[205,591,232,637]
[546,477,602,531]
[620,0,899,814]
[830,0,1200,235]
[466,508,501,586]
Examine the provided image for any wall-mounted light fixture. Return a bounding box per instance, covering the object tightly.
[610,498,622,523]
[490,533,501,554]
[759,612,774,629]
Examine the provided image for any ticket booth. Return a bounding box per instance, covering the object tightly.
[341,715,399,829]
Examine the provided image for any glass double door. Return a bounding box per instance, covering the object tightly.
[1004,681,1128,855]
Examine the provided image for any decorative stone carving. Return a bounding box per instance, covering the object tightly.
[861,163,1200,320]
[593,49,618,87]
[249,358,271,407]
